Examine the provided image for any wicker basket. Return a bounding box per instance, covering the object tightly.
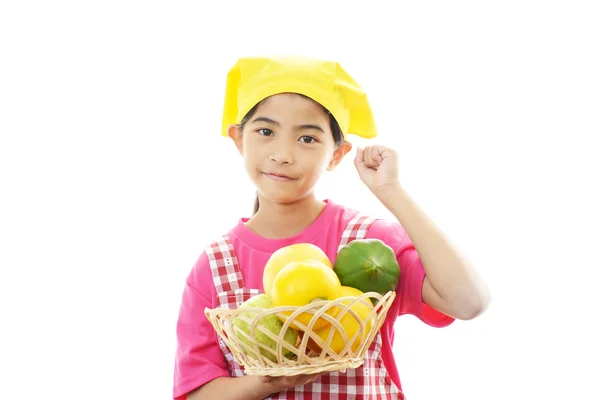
[204,290,396,376]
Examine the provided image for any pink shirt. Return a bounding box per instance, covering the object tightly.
[173,199,454,399]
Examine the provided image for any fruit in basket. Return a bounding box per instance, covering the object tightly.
[271,260,342,330]
[263,243,332,295]
[231,294,299,362]
[334,239,400,296]
[307,286,374,354]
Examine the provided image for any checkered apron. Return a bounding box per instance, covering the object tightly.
[206,214,405,399]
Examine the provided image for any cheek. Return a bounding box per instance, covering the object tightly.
[315,150,334,169]
[242,145,261,168]
[301,152,330,175]
[246,155,262,175]
[242,152,259,179]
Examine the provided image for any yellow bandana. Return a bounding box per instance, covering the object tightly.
[221,56,377,139]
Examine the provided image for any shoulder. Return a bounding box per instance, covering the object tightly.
[327,200,365,227]
[367,218,409,242]
[186,228,238,294]
[185,251,212,292]
[330,200,405,237]
[331,201,412,253]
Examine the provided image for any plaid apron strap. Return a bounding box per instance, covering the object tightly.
[206,234,245,292]
[204,234,249,377]
[338,212,377,251]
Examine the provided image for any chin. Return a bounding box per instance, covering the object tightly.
[258,188,311,205]
[261,193,300,205]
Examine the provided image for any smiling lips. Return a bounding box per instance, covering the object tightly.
[263,172,295,181]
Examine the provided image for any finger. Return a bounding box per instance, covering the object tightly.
[370,146,380,168]
[362,146,370,167]
[269,376,292,390]
[260,375,274,383]
[282,376,296,386]
[354,148,369,179]
[364,146,377,169]
[298,373,322,385]
[354,147,364,167]
[373,146,384,164]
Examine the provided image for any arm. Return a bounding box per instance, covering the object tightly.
[354,145,491,320]
[187,376,269,400]
[378,185,491,320]
[187,374,323,400]
[176,254,324,399]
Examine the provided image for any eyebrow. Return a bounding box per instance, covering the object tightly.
[250,116,325,135]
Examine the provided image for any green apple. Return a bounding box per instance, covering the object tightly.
[232,294,298,362]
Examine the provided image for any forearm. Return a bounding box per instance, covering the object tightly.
[376,184,490,317]
[188,375,272,400]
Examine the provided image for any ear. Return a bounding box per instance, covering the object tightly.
[327,141,353,171]
[227,124,244,155]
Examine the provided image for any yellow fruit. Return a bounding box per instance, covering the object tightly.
[307,286,374,355]
[271,260,341,330]
[263,243,332,295]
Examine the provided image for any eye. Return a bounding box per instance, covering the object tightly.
[257,128,274,136]
[299,135,317,144]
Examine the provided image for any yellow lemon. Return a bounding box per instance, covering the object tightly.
[307,286,374,355]
[263,243,332,295]
[271,260,341,330]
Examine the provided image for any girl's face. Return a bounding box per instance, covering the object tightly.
[229,93,351,206]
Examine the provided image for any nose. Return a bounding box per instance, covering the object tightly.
[269,142,294,165]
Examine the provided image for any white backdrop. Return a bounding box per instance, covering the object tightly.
[1,1,598,399]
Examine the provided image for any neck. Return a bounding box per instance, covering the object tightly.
[245,194,326,239]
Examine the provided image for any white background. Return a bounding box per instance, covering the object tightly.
[1,1,599,399]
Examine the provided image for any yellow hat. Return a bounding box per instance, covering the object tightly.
[221,56,377,139]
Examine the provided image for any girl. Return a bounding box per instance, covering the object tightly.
[173,56,490,400]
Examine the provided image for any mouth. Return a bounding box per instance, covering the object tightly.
[262,172,296,181]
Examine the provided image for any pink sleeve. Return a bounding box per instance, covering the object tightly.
[173,253,229,400]
[368,219,454,328]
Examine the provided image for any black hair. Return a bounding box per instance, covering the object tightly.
[237,93,345,215]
